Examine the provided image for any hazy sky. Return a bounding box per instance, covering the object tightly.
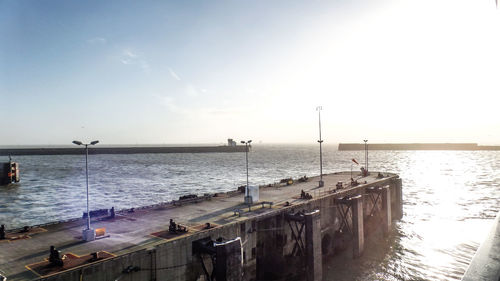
[1,0,499,145]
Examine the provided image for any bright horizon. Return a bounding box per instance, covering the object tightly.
[0,142,497,148]
[1,0,499,146]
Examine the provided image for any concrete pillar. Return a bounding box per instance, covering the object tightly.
[215,237,242,281]
[256,216,285,280]
[351,196,364,258]
[394,178,403,220]
[381,186,392,235]
[305,210,322,281]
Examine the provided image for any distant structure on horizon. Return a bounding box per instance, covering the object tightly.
[227,138,237,147]
[338,143,500,151]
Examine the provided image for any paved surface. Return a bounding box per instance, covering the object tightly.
[0,172,391,281]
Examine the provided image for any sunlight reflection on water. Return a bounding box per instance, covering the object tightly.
[0,146,498,280]
[325,150,499,280]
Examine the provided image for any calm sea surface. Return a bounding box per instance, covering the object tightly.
[1,144,499,280]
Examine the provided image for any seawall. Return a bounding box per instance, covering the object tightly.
[0,145,248,156]
[338,143,500,151]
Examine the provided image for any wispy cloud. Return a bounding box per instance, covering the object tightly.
[159,96,178,112]
[87,37,107,45]
[120,49,137,64]
[120,49,150,73]
[185,84,199,97]
[168,68,181,81]
[123,50,137,58]
[167,68,204,98]
[154,95,187,114]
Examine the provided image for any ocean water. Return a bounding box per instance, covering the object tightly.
[1,144,499,280]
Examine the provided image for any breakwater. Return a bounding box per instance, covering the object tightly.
[0,172,403,281]
[0,145,247,156]
[338,143,500,151]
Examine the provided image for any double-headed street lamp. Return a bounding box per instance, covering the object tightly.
[241,140,252,204]
[316,106,324,187]
[72,140,99,241]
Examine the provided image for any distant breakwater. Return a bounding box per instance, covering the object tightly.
[338,143,500,151]
[0,145,248,156]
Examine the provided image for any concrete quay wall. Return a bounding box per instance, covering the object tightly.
[38,175,403,281]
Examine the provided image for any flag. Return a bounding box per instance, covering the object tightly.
[352,159,359,165]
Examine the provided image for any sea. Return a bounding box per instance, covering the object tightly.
[1,144,499,280]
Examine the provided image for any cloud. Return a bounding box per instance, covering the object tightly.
[166,68,204,98]
[185,84,199,97]
[168,68,181,81]
[154,95,185,114]
[207,108,240,116]
[120,49,150,73]
[120,49,137,64]
[160,96,177,111]
[123,50,137,58]
[139,61,150,72]
[87,37,107,45]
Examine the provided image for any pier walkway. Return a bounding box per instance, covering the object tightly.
[0,172,398,281]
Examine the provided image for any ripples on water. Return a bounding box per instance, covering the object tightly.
[0,145,498,280]
[325,150,499,280]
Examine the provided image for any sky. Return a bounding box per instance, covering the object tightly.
[1,0,499,145]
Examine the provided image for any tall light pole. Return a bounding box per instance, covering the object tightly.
[73,140,99,241]
[316,106,324,187]
[241,140,252,204]
[363,139,368,176]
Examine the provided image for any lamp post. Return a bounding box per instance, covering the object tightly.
[316,106,324,187]
[363,139,368,176]
[241,140,252,204]
[72,140,99,241]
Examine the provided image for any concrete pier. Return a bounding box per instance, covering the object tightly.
[0,172,403,281]
[382,186,392,236]
[391,177,403,220]
[215,238,242,281]
[351,196,364,258]
[305,210,321,281]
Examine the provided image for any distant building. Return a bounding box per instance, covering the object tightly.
[227,138,237,147]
